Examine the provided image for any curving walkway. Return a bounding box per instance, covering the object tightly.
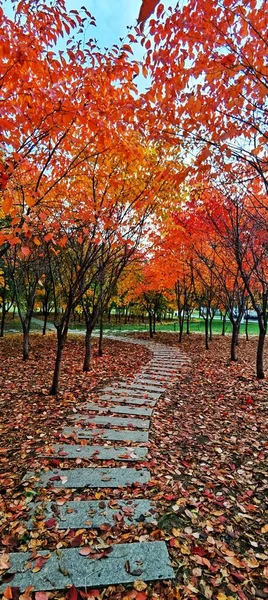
[0,337,190,593]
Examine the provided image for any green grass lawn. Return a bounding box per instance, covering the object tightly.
[1,313,260,336]
[0,314,43,332]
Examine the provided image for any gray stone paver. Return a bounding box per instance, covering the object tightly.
[71,415,150,430]
[0,542,174,592]
[127,382,165,393]
[63,427,149,442]
[25,467,151,488]
[27,499,156,529]
[99,394,156,406]
[102,386,160,399]
[43,444,148,461]
[84,403,152,416]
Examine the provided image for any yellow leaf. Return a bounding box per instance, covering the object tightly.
[224,556,243,568]
[217,593,227,600]
[33,237,41,245]
[133,580,147,591]
[261,524,268,533]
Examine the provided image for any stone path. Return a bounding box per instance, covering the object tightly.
[0,336,187,594]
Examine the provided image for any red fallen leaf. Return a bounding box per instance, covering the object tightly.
[70,534,84,547]
[164,493,176,500]
[66,586,79,600]
[35,593,50,600]
[49,475,61,481]
[191,546,207,556]
[169,538,180,547]
[34,557,50,569]
[44,518,56,529]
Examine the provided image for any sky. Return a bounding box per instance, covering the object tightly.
[66,0,178,51]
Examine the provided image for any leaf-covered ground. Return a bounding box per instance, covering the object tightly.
[0,333,151,494]
[0,332,267,600]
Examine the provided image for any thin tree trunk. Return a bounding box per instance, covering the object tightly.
[50,329,66,394]
[221,313,226,336]
[43,311,48,335]
[245,317,249,341]
[205,318,209,350]
[149,313,153,338]
[230,322,238,361]
[209,315,214,341]
[178,314,184,343]
[13,305,16,319]
[83,327,93,372]
[186,314,190,335]
[98,313,103,357]
[22,323,30,361]
[153,312,156,334]
[0,307,6,337]
[256,324,266,379]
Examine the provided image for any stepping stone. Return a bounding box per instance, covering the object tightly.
[71,415,150,430]
[27,499,156,529]
[25,467,151,489]
[43,444,148,461]
[131,376,167,393]
[84,403,152,416]
[142,369,175,376]
[0,541,174,592]
[99,394,156,407]
[130,381,165,392]
[102,386,160,399]
[63,427,149,442]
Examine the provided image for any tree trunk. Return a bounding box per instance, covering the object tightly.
[50,329,66,395]
[149,312,153,338]
[0,307,6,337]
[256,324,266,379]
[186,314,190,335]
[178,314,184,343]
[209,315,214,340]
[43,311,48,335]
[245,317,249,341]
[83,327,92,372]
[13,305,16,319]
[124,307,128,325]
[230,321,238,361]
[22,324,30,361]
[205,318,209,350]
[98,313,103,357]
[221,313,226,336]
[153,312,156,334]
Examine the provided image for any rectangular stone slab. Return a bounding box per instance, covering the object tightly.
[0,542,174,592]
[27,499,156,530]
[72,415,150,430]
[130,382,165,393]
[102,386,160,399]
[25,467,151,488]
[63,427,149,442]
[85,403,152,416]
[99,394,156,406]
[44,444,148,461]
